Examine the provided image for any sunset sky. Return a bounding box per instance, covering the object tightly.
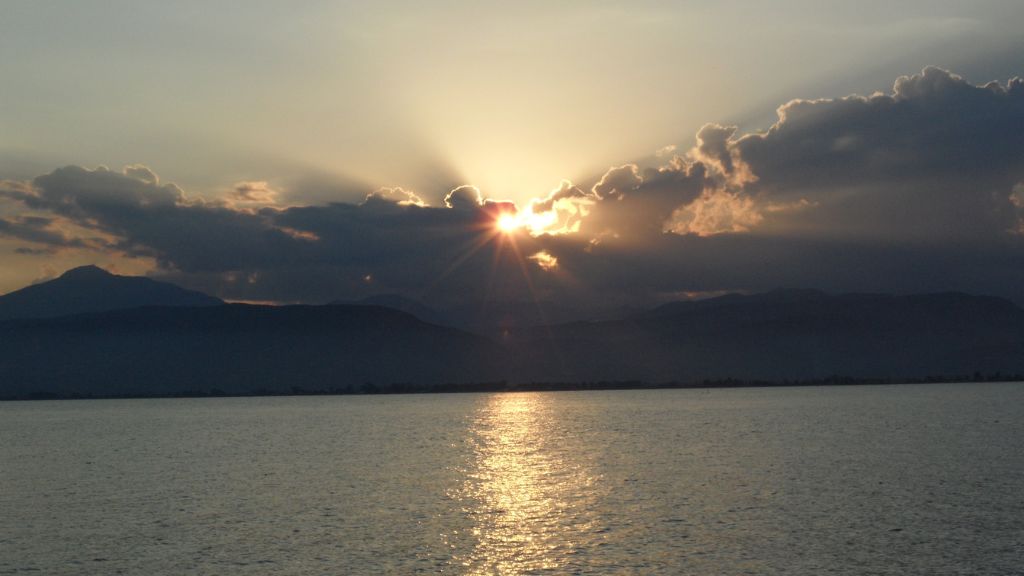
[2,1,1024,310]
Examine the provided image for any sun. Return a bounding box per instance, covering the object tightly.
[496,212,520,233]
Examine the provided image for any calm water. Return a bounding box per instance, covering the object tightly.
[1,384,1022,575]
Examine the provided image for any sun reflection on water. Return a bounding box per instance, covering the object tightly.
[445,393,604,574]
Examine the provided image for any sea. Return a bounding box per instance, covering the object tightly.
[1,383,1022,575]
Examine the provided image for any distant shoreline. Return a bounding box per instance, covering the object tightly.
[4,374,1022,401]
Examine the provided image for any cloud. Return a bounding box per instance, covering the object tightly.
[549,66,1024,301]
[123,164,159,185]
[443,185,483,210]
[665,190,762,236]
[728,66,1024,240]
[582,155,713,242]
[231,181,279,204]
[0,165,549,304]
[530,180,592,213]
[364,186,427,207]
[692,123,757,187]
[14,246,55,255]
[528,250,558,271]
[525,180,597,234]
[591,164,641,200]
[2,67,1024,310]
[0,214,102,252]
[0,165,306,272]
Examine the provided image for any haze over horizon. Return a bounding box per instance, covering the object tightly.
[3,2,1024,310]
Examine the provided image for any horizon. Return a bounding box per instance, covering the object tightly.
[8,263,1022,310]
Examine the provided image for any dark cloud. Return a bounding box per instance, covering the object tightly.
[730,66,1024,240]
[583,160,708,240]
[0,165,546,305]
[2,68,1024,310]
[14,246,55,255]
[0,214,95,251]
[443,185,483,210]
[693,123,740,177]
[1,166,309,272]
[547,67,1024,302]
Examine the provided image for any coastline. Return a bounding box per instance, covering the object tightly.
[4,373,1021,401]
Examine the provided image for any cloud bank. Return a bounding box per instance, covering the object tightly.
[2,67,1024,310]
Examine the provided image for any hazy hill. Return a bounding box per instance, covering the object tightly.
[332,294,645,334]
[3,272,1024,398]
[331,294,449,327]
[0,265,222,320]
[0,304,505,398]
[506,290,1024,383]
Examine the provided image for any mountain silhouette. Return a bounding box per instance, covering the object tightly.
[2,270,1024,399]
[0,265,222,320]
[332,294,645,334]
[506,290,1024,383]
[0,303,504,398]
[331,294,449,327]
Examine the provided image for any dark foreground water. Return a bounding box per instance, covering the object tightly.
[1,384,1022,575]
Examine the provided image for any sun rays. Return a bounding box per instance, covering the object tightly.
[496,212,520,233]
[417,202,558,327]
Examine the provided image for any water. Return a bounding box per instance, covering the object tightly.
[1,384,1022,575]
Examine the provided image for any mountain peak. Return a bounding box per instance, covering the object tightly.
[0,267,222,320]
[59,265,114,280]
[331,293,448,326]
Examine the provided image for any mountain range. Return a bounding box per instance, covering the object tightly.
[504,289,1024,382]
[1,266,1022,398]
[0,265,222,320]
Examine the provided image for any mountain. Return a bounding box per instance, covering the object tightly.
[0,265,223,320]
[333,294,641,334]
[505,290,1024,383]
[0,304,505,398]
[3,282,1024,399]
[332,294,449,327]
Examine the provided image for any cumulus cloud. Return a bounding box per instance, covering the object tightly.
[525,180,597,234]
[530,180,592,213]
[123,164,159,185]
[551,66,1024,301]
[591,164,642,200]
[582,157,711,241]
[364,187,427,207]
[729,66,1024,240]
[443,185,483,210]
[692,124,757,187]
[2,67,1024,310]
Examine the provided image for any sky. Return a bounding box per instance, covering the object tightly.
[2,1,1024,313]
